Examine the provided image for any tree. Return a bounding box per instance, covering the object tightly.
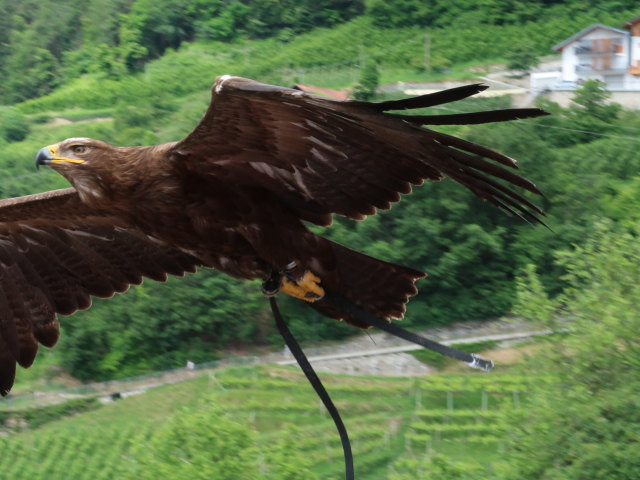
[570,79,621,126]
[503,222,640,480]
[367,0,435,28]
[2,44,59,102]
[0,107,29,142]
[195,1,249,42]
[121,401,318,480]
[261,425,318,480]
[352,59,379,101]
[61,271,267,380]
[506,41,539,75]
[120,0,196,63]
[123,401,259,479]
[0,0,82,102]
[511,264,554,327]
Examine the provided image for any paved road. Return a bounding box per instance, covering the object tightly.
[1,318,545,407]
[277,328,549,377]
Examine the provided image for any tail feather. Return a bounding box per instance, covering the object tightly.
[310,238,425,327]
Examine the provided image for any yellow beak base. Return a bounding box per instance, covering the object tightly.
[47,144,85,164]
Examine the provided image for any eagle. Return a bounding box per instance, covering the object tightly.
[0,76,546,395]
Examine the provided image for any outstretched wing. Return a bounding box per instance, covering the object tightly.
[0,188,202,395]
[172,76,547,226]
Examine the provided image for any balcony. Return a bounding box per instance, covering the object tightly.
[576,65,627,73]
[575,42,624,55]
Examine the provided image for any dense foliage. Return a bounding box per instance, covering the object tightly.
[0,0,636,103]
[125,403,261,479]
[494,223,640,479]
[366,0,639,28]
[0,0,364,101]
[124,400,318,480]
[383,221,640,478]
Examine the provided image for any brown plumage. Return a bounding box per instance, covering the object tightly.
[0,76,546,395]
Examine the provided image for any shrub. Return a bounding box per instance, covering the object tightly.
[0,107,29,142]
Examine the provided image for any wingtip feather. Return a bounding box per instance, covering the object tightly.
[370,83,492,112]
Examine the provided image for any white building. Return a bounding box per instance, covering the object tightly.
[532,15,640,92]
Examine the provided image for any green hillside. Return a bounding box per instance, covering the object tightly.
[1,0,637,106]
[0,364,542,480]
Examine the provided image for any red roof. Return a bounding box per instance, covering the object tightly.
[292,84,349,101]
[623,16,640,29]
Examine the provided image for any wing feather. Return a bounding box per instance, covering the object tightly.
[0,189,203,394]
[172,76,545,225]
[3,265,38,368]
[0,336,16,396]
[0,283,20,360]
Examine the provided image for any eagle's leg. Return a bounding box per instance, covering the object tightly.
[261,270,282,297]
[282,270,325,302]
[261,262,325,302]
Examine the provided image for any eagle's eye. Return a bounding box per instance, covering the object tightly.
[72,145,87,154]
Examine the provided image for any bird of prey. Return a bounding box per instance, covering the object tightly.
[0,76,546,395]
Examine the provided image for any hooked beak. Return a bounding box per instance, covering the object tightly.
[35,144,85,169]
[35,146,53,169]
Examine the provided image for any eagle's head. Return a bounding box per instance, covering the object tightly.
[35,138,179,209]
[35,137,113,169]
[35,137,116,205]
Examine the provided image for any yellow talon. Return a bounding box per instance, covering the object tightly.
[281,270,325,302]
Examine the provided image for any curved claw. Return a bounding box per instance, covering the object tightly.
[281,270,325,302]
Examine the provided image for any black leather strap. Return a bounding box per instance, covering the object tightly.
[326,294,494,372]
[269,294,494,480]
[269,297,355,480]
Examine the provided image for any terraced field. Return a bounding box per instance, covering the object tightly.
[0,365,545,479]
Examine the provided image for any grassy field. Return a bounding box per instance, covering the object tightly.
[0,358,545,480]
